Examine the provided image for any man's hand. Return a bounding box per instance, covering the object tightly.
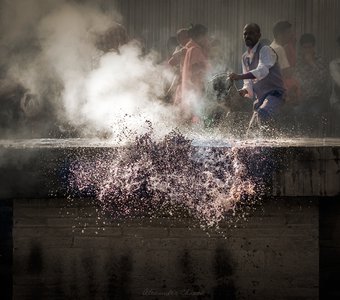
[238,89,248,97]
[228,73,242,81]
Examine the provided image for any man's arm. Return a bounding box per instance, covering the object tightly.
[228,58,255,98]
[230,47,275,81]
[168,47,186,67]
[229,46,276,97]
[229,72,254,97]
[252,46,276,80]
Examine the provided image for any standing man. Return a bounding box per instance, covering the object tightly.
[270,21,292,74]
[229,23,285,132]
[270,20,300,104]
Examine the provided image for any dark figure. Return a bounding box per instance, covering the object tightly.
[328,36,340,136]
[95,23,129,54]
[294,33,332,135]
[229,23,285,134]
[0,79,44,137]
[271,21,300,105]
[209,38,228,74]
[166,36,179,59]
[329,36,340,115]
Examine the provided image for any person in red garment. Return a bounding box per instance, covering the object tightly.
[167,29,190,105]
[180,24,210,123]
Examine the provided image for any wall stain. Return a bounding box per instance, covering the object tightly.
[179,249,205,298]
[107,252,133,300]
[27,243,43,274]
[81,255,98,298]
[212,245,236,300]
[27,242,45,300]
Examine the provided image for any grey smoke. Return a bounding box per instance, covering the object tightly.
[0,0,177,141]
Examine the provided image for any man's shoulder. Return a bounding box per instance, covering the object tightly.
[259,44,278,57]
[262,44,276,51]
[269,41,282,50]
[269,43,286,57]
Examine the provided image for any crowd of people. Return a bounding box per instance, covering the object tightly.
[165,21,340,136]
[1,20,340,138]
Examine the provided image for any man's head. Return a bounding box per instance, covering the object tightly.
[243,23,261,48]
[273,20,293,45]
[188,24,209,48]
[177,28,189,47]
[96,23,128,53]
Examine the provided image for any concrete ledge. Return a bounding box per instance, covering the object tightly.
[0,138,340,198]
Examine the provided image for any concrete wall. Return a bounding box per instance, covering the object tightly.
[0,200,12,300]
[13,197,318,299]
[320,198,340,299]
[271,146,340,196]
[1,140,339,298]
[1,142,340,199]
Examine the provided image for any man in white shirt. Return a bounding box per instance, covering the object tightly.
[270,21,292,71]
[229,23,285,132]
[270,21,300,105]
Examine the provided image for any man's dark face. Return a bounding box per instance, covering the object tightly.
[243,25,261,48]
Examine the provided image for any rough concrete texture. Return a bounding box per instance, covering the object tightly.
[1,138,339,199]
[272,146,340,196]
[2,138,339,299]
[13,197,318,300]
[320,198,340,299]
[0,200,12,299]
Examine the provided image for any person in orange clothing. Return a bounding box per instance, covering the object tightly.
[180,24,210,123]
[167,29,190,105]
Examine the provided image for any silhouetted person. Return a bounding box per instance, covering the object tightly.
[92,23,129,69]
[271,20,300,105]
[96,23,129,54]
[294,33,332,135]
[271,21,292,74]
[209,38,228,74]
[330,36,340,114]
[329,36,340,136]
[166,36,179,59]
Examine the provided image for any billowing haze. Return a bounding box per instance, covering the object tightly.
[0,0,179,140]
